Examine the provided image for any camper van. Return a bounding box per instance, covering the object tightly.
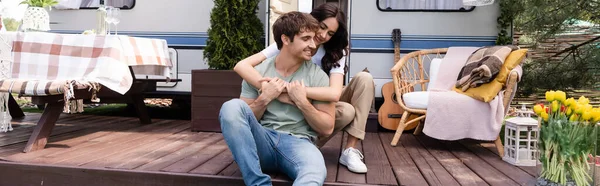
[48,0,499,100]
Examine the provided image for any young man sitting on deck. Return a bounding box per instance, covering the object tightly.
[219,11,335,186]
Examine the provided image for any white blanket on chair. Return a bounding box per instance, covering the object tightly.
[423,47,510,141]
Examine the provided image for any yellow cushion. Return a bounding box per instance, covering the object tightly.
[454,49,527,102]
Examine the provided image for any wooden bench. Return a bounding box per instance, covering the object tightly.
[16,70,182,153]
[0,32,177,153]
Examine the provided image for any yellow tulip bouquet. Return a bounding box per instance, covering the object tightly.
[533,90,599,186]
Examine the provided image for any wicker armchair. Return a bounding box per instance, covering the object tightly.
[389,48,520,157]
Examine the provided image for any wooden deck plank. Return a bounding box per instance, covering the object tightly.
[0,112,540,186]
[518,166,539,177]
[8,112,43,123]
[81,129,195,168]
[2,125,83,148]
[2,117,139,162]
[0,161,250,186]
[336,133,366,184]
[320,132,342,183]
[111,132,214,170]
[0,114,98,146]
[189,147,235,175]
[24,119,174,164]
[135,133,223,171]
[379,133,429,186]
[219,162,241,177]
[161,139,229,173]
[478,141,539,177]
[54,121,188,166]
[231,166,243,177]
[362,133,397,186]
[415,135,489,186]
[442,141,520,186]
[0,117,139,159]
[2,112,68,130]
[0,144,23,157]
[459,140,537,186]
[0,160,373,186]
[402,134,459,186]
[0,114,87,140]
[0,114,120,145]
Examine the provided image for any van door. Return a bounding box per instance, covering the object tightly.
[312,0,351,83]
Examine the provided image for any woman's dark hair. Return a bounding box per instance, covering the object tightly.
[310,3,349,76]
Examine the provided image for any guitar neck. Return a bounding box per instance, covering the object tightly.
[392,29,401,63]
[393,45,400,63]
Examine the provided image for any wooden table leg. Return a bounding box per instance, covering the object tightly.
[8,94,25,118]
[131,94,151,124]
[23,101,63,153]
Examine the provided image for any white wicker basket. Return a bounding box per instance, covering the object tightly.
[22,7,50,31]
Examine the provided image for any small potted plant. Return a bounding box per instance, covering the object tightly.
[21,0,58,31]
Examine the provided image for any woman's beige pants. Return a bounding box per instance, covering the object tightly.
[317,71,375,147]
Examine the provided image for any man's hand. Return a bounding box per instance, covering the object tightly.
[261,77,287,102]
[287,80,308,105]
[277,93,295,105]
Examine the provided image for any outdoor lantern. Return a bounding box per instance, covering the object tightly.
[503,105,539,166]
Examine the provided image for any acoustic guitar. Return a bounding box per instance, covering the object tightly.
[378,29,418,131]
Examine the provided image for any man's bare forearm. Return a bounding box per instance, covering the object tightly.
[247,94,271,119]
[296,99,335,136]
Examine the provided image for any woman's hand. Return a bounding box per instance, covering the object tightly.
[261,78,287,102]
[259,77,288,93]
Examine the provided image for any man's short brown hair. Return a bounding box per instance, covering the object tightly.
[272,11,319,50]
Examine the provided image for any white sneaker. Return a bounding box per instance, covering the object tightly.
[339,147,368,173]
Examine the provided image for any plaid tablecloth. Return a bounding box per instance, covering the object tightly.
[0,32,172,96]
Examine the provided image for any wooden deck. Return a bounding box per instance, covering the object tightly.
[0,113,539,186]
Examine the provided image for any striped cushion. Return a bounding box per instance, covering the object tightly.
[0,79,96,96]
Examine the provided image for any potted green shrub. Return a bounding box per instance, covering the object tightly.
[191,0,264,132]
[21,0,58,31]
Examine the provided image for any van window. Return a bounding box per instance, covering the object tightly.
[377,0,474,12]
[80,0,135,9]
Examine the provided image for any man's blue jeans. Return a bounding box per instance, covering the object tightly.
[219,99,327,186]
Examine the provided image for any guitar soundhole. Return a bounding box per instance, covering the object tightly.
[391,92,399,104]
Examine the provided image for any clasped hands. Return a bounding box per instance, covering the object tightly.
[259,77,307,106]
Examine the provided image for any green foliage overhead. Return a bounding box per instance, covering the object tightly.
[519,46,600,96]
[203,0,265,70]
[510,0,599,43]
[496,0,523,45]
[21,0,59,8]
[498,0,600,95]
